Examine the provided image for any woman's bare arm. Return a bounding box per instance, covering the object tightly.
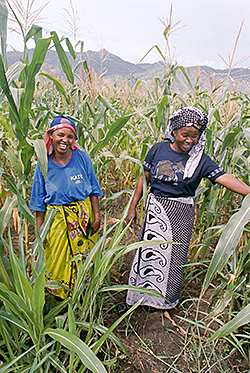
[215,173,250,196]
[90,195,101,234]
[36,211,45,231]
[126,170,150,222]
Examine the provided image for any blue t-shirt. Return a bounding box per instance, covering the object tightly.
[143,141,225,198]
[30,149,103,211]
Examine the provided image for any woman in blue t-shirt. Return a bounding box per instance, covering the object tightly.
[30,116,103,299]
[125,106,250,311]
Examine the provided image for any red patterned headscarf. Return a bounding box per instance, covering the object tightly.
[45,115,80,155]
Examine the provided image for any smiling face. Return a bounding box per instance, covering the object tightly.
[49,127,75,156]
[171,126,199,153]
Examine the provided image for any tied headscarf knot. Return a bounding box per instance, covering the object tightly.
[164,107,208,179]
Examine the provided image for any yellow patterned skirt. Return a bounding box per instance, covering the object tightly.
[44,198,98,299]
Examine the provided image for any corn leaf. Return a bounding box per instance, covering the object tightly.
[65,37,76,59]
[45,328,107,373]
[202,193,250,295]
[6,61,26,85]
[208,302,250,342]
[0,0,8,64]
[32,267,45,332]
[27,138,48,181]
[39,72,69,104]
[0,196,17,236]
[92,299,143,354]
[44,298,70,326]
[48,356,68,373]
[0,345,35,373]
[90,115,132,158]
[22,36,52,115]
[25,24,42,43]
[51,31,74,84]
[6,148,23,178]
[76,320,129,357]
[1,312,28,333]
[0,55,22,129]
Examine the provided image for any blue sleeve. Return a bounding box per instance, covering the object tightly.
[29,163,47,211]
[82,153,103,197]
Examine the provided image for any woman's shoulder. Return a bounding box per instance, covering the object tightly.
[73,149,89,159]
[149,141,169,151]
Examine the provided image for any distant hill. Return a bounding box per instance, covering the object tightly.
[6,48,250,93]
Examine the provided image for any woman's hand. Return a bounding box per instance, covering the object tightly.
[126,208,137,223]
[89,195,101,234]
[91,219,101,235]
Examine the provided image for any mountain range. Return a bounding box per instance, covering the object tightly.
[6,48,250,93]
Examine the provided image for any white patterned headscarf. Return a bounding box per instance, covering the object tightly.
[164,106,208,179]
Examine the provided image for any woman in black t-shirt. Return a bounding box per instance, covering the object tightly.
[125,106,250,311]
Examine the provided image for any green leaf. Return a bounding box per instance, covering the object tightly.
[5,61,26,86]
[0,55,22,129]
[202,193,250,295]
[90,115,131,158]
[1,312,28,333]
[33,267,45,332]
[97,95,119,116]
[39,72,69,104]
[0,196,17,236]
[32,208,57,258]
[8,238,33,301]
[6,147,23,179]
[45,328,107,373]
[22,36,52,114]
[0,0,8,64]
[0,284,35,334]
[51,31,74,84]
[48,356,68,373]
[92,299,143,354]
[208,302,250,342]
[0,345,35,373]
[0,256,13,290]
[21,141,34,176]
[65,37,76,59]
[25,24,42,43]
[76,321,129,357]
[44,298,69,326]
[0,117,15,137]
[27,138,47,181]
[221,127,242,153]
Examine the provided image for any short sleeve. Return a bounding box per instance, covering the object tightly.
[29,163,47,211]
[143,144,157,171]
[202,155,225,184]
[82,153,103,197]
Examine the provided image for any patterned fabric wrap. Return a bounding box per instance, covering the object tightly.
[44,198,97,299]
[164,107,208,179]
[126,193,195,309]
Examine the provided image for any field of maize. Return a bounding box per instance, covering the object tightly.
[1,0,250,372]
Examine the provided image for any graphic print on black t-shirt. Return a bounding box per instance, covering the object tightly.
[155,160,184,183]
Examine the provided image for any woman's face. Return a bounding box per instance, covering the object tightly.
[50,127,75,156]
[171,126,199,153]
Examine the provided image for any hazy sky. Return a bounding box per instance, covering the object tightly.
[6,0,250,69]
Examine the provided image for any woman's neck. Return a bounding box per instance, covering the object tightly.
[51,149,73,165]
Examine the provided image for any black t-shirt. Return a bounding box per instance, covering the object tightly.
[143,141,225,198]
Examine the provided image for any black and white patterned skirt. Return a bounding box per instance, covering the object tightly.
[126,193,195,309]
